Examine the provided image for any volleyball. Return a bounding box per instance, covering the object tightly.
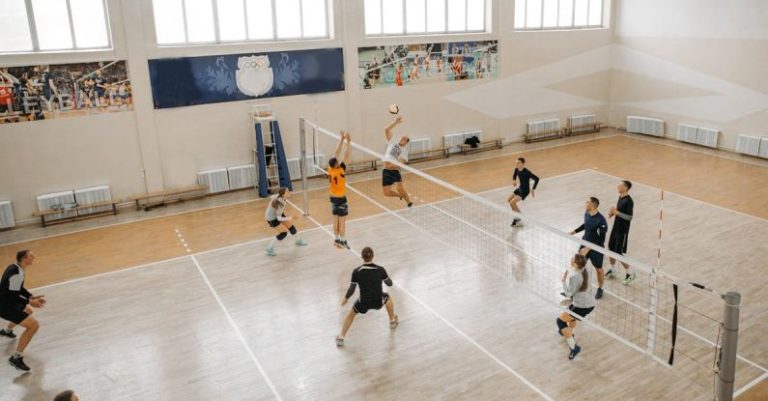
[388,104,399,115]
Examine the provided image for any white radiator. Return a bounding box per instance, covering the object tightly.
[408,137,432,159]
[74,185,112,214]
[735,135,761,157]
[677,123,700,144]
[568,114,597,132]
[676,124,719,149]
[288,154,325,179]
[0,201,14,229]
[760,138,768,159]
[444,130,483,154]
[37,190,76,219]
[197,168,230,193]
[695,127,719,148]
[627,116,664,137]
[527,119,560,135]
[227,164,257,190]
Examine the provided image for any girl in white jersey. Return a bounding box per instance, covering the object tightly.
[556,253,595,360]
[264,188,307,256]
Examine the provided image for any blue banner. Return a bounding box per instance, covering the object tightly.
[148,48,345,109]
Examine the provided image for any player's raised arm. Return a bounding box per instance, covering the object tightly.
[334,131,345,160]
[384,116,402,142]
[343,133,352,165]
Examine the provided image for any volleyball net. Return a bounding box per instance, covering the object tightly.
[298,118,751,400]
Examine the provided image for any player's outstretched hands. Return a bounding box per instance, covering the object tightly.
[29,295,46,308]
[394,115,403,124]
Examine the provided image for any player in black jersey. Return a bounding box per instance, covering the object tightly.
[606,180,636,285]
[508,158,540,227]
[0,250,46,372]
[336,247,398,346]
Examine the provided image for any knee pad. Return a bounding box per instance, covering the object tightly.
[277,232,288,240]
[556,318,567,335]
[289,226,297,235]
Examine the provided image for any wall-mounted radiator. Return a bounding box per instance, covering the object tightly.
[0,201,14,229]
[197,168,230,194]
[627,116,665,137]
[444,130,482,154]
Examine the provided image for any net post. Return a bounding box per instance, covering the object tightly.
[716,291,740,401]
[299,117,309,216]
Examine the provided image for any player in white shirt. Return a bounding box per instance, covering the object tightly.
[381,115,412,207]
[264,187,307,256]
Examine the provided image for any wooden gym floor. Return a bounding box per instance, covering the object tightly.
[0,133,766,400]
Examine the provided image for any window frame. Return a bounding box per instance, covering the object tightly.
[364,0,489,38]
[152,0,332,46]
[514,0,604,31]
[1,0,113,54]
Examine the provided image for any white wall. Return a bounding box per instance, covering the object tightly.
[610,0,768,149]
[1,0,618,222]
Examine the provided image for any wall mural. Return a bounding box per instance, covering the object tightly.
[358,40,498,89]
[0,61,132,125]
[148,48,345,109]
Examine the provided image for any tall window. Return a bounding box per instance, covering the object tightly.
[514,0,603,30]
[0,0,111,53]
[364,0,487,36]
[152,0,330,45]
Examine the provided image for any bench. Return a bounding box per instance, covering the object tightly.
[458,139,503,155]
[565,122,603,136]
[525,129,563,143]
[125,185,208,211]
[410,146,451,163]
[33,199,120,227]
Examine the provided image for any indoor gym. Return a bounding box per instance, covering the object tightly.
[0,1,767,401]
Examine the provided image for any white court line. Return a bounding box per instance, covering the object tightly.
[30,209,426,291]
[450,182,768,375]
[2,132,615,247]
[286,198,554,401]
[734,370,768,398]
[588,169,768,223]
[0,196,268,247]
[324,180,738,396]
[191,255,283,401]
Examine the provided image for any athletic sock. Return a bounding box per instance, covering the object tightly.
[566,337,576,350]
[268,238,277,249]
[626,266,634,275]
[13,352,22,359]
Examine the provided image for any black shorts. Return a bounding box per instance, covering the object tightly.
[267,214,287,228]
[568,304,594,321]
[0,306,29,325]
[580,246,604,269]
[353,293,390,314]
[330,196,349,217]
[382,169,402,187]
[513,188,529,200]
[608,230,629,255]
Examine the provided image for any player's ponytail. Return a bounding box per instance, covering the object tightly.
[573,254,589,292]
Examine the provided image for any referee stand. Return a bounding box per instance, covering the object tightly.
[252,104,292,198]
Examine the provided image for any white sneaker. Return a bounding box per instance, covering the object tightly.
[265,247,276,256]
[295,238,307,246]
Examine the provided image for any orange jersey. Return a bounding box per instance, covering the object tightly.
[328,163,347,197]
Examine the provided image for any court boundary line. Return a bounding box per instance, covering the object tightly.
[586,169,768,223]
[467,175,768,375]
[286,199,554,401]
[30,170,583,291]
[302,173,741,397]
[1,133,618,247]
[191,254,283,401]
[7,129,766,247]
[734,371,768,398]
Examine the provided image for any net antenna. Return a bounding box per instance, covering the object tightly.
[299,117,752,400]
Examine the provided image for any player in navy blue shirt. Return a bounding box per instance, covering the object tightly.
[508,157,539,227]
[570,197,608,299]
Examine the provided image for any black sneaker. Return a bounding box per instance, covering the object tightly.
[8,355,30,372]
[595,288,604,299]
[334,239,344,249]
[407,202,413,207]
[511,218,521,227]
[341,240,350,250]
[0,329,16,339]
[568,345,581,360]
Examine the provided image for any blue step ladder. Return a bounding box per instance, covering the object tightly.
[252,105,292,198]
